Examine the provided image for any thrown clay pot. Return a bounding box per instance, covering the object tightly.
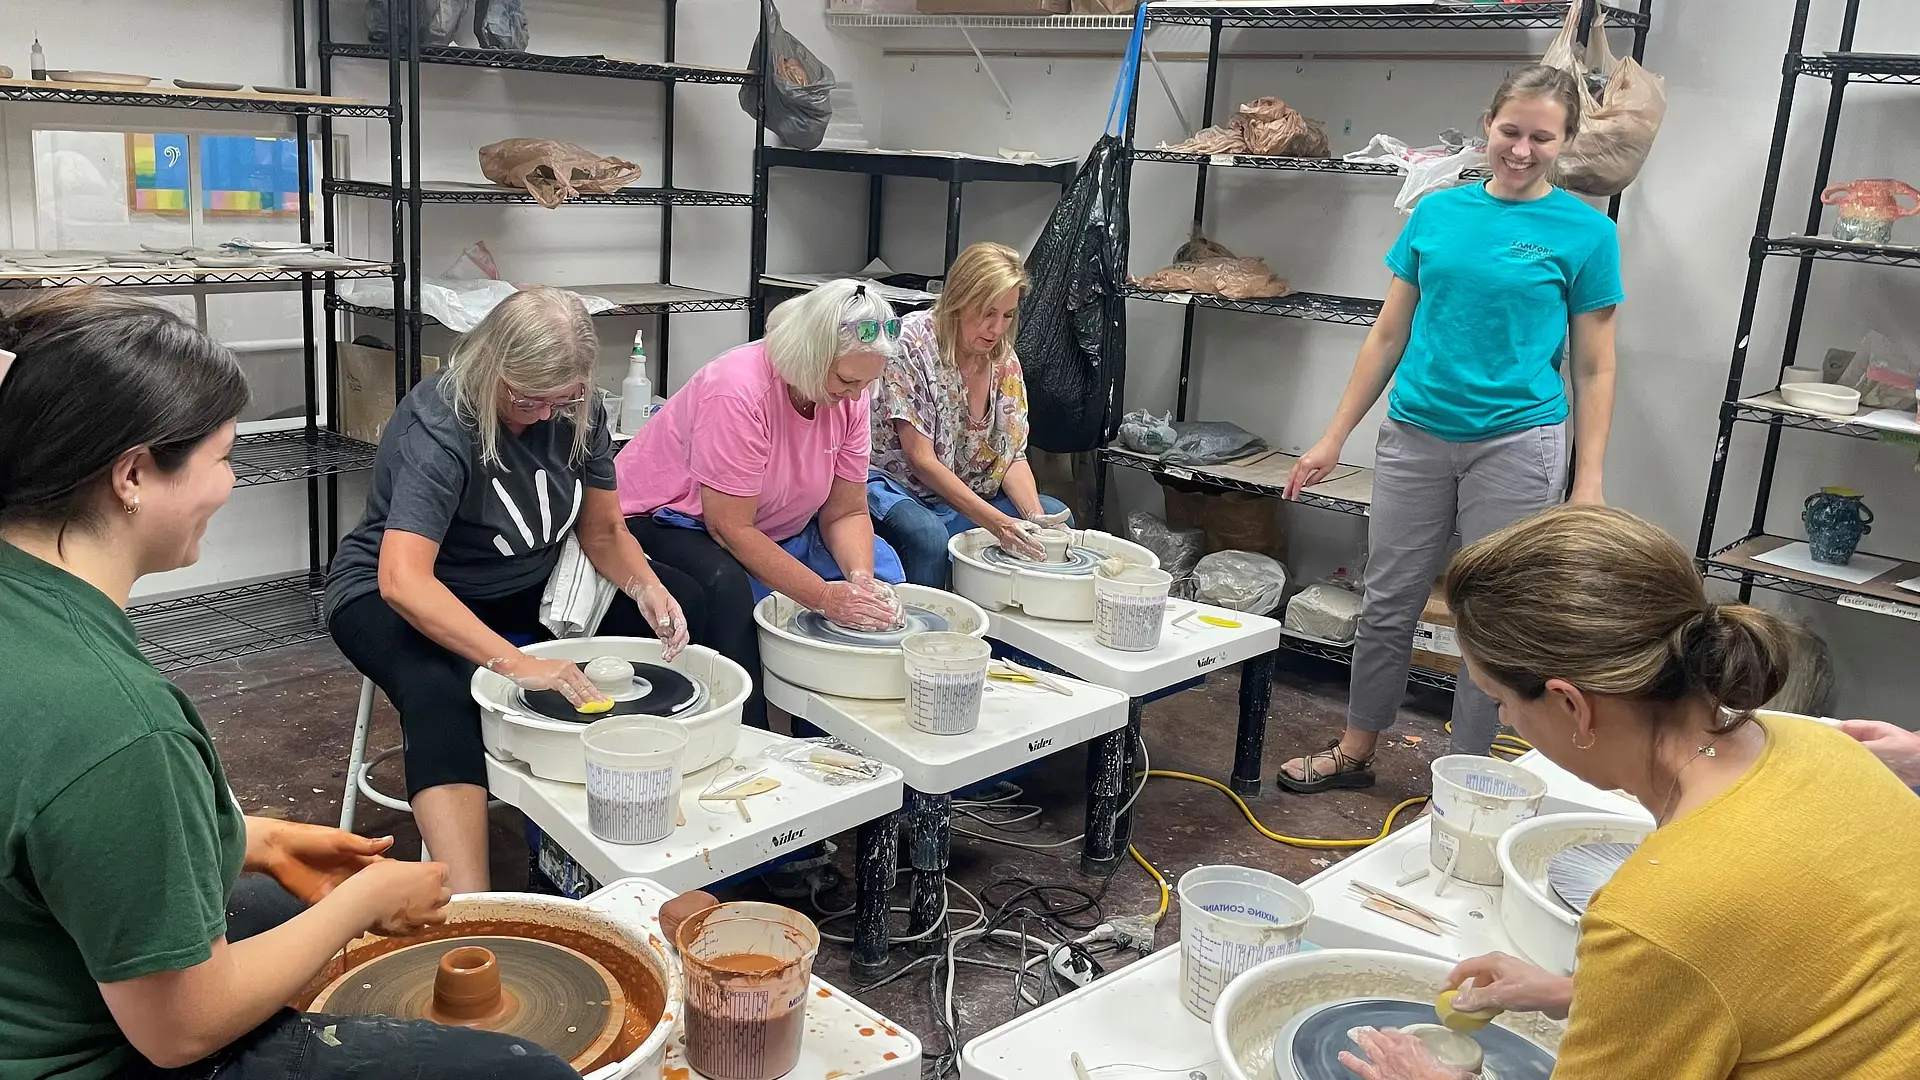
[429,945,510,1027]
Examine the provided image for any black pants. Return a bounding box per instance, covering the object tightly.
[329,568,706,796]
[115,875,575,1079]
[625,516,767,730]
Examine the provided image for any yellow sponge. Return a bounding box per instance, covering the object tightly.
[1435,989,1501,1032]
[575,698,615,715]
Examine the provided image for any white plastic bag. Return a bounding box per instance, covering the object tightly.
[1542,1,1667,197]
[1193,551,1289,615]
[1344,133,1489,214]
[338,243,618,332]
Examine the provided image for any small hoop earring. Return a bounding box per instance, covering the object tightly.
[1573,731,1595,751]
[123,497,139,516]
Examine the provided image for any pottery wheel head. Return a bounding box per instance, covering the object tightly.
[980,545,1104,576]
[1280,999,1554,1080]
[518,663,703,722]
[311,936,624,1068]
[791,606,950,647]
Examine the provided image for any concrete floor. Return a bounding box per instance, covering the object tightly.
[176,642,1452,1075]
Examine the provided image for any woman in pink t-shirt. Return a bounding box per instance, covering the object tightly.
[616,281,906,728]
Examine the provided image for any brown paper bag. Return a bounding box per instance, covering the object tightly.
[478,139,644,208]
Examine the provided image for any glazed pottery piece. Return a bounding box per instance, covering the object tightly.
[1803,487,1874,565]
[1821,179,1920,245]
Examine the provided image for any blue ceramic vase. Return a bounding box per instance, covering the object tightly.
[1803,487,1874,565]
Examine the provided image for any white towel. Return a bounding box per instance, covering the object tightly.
[539,534,618,639]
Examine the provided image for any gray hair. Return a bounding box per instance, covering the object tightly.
[442,287,599,468]
[763,279,898,401]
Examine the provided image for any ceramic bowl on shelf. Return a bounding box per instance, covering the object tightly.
[1779,382,1861,416]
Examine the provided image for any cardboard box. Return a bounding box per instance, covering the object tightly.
[915,0,1070,14]
[1412,582,1461,675]
[337,342,441,445]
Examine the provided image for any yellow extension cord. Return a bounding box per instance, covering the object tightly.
[1126,725,1537,922]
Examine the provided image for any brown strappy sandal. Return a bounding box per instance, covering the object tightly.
[1276,740,1376,794]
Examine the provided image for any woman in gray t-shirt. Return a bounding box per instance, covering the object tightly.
[326,288,701,893]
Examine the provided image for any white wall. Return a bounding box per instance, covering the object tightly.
[826,0,1920,719]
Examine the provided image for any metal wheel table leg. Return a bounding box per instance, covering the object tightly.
[1232,651,1278,796]
[905,789,952,950]
[852,810,901,981]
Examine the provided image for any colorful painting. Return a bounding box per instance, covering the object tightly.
[127,132,190,215]
[200,135,310,217]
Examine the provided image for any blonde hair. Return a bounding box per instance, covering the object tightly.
[1488,64,1583,141]
[931,242,1029,368]
[1445,505,1792,726]
[442,287,598,468]
[764,279,898,401]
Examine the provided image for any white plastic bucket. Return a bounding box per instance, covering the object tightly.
[1177,865,1312,1020]
[582,717,688,845]
[1429,754,1548,885]
[1093,564,1174,652]
[901,632,991,736]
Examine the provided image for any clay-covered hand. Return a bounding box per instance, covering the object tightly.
[1839,719,1920,786]
[1448,952,1575,1021]
[1338,1028,1476,1080]
[495,654,607,707]
[626,580,690,662]
[1024,508,1073,529]
[334,858,453,936]
[991,516,1047,561]
[822,573,902,632]
[253,820,394,905]
[1285,436,1344,500]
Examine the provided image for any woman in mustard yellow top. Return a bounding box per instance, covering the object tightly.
[1339,505,1920,1080]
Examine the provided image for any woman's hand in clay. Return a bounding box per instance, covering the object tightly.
[497,654,606,707]
[627,580,690,662]
[1448,952,1574,1021]
[335,858,453,936]
[1839,719,1920,786]
[254,821,393,904]
[1285,436,1344,500]
[1338,1028,1475,1080]
[1024,508,1072,529]
[990,515,1047,561]
[819,579,902,631]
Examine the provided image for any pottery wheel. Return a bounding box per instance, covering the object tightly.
[790,606,949,647]
[311,936,623,1066]
[520,662,703,722]
[979,545,1104,576]
[1280,999,1554,1080]
[1547,841,1638,916]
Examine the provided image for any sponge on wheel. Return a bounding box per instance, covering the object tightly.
[1435,988,1502,1032]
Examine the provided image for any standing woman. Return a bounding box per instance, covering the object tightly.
[328,288,699,894]
[0,291,577,1078]
[866,242,1073,586]
[1278,65,1621,791]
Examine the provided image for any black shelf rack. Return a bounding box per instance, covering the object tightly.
[1145,3,1649,30]
[1695,1,1920,622]
[0,2,387,672]
[323,0,768,393]
[748,148,1077,336]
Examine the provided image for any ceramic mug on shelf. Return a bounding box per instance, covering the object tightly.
[1803,487,1873,566]
[1821,179,1920,245]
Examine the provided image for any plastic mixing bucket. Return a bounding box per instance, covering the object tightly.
[581,717,688,845]
[1177,865,1313,1020]
[676,902,821,1080]
[902,631,991,736]
[1429,755,1548,886]
[1093,564,1174,652]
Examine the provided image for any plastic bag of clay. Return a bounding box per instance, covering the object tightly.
[1285,581,1364,643]
[478,139,643,208]
[366,0,469,46]
[1133,237,1290,299]
[1193,551,1289,615]
[1126,511,1206,582]
[764,738,886,786]
[1161,421,1267,467]
[1118,408,1178,455]
[1345,132,1490,213]
[1234,97,1329,158]
[739,1,835,151]
[1542,0,1667,197]
[1839,330,1920,411]
[472,0,529,49]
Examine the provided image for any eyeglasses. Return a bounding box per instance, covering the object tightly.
[508,393,588,413]
[853,318,901,344]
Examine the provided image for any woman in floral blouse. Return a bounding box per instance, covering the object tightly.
[866,242,1071,586]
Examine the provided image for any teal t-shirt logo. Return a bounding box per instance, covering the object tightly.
[1510,240,1555,262]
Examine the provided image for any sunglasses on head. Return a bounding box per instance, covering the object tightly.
[849,283,900,344]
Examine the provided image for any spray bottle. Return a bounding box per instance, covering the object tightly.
[619,330,652,436]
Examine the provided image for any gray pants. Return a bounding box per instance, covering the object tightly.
[1349,418,1569,754]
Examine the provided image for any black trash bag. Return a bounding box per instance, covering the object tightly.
[366,0,469,46]
[473,0,529,50]
[1019,134,1127,455]
[738,2,835,151]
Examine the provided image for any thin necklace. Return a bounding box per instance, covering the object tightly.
[1656,728,1732,825]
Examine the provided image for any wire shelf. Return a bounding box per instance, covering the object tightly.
[1797,52,1920,85]
[1763,235,1920,267]
[130,572,330,673]
[0,263,396,291]
[324,42,755,84]
[1730,396,1898,442]
[327,284,750,326]
[231,430,378,487]
[1144,2,1649,30]
[1277,633,1457,691]
[0,79,392,117]
[1703,535,1920,616]
[1130,147,1489,179]
[1101,447,1374,517]
[1124,284,1383,325]
[327,179,755,206]
[823,12,1135,29]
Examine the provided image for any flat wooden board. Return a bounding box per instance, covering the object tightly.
[0,77,369,107]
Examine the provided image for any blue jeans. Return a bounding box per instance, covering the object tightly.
[868,479,1072,588]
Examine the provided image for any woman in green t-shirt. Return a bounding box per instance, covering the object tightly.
[1277,65,1624,793]
[0,291,576,1079]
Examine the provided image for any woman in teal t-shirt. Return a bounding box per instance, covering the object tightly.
[1278,65,1623,793]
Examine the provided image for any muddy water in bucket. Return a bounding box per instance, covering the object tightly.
[1094,564,1174,652]
[1178,865,1312,1020]
[677,902,821,1080]
[902,631,991,736]
[1429,755,1547,886]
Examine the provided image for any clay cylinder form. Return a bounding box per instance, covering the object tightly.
[432,946,505,1022]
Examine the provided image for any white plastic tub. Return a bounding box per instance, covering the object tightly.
[1497,812,1654,975]
[754,584,988,700]
[471,637,749,784]
[948,528,1159,622]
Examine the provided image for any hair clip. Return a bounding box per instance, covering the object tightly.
[0,349,15,390]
